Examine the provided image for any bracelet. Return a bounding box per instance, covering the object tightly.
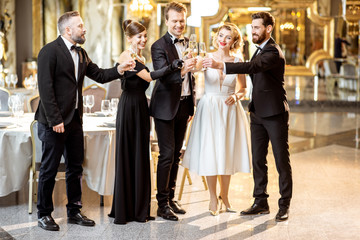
[232,94,238,101]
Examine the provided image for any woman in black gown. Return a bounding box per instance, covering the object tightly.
[108,20,191,224]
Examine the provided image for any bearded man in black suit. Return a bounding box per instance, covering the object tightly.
[150,1,197,221]
[204,12,292,222]
[35,11,133,231]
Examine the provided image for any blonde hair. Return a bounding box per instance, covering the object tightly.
[212,23,243,55]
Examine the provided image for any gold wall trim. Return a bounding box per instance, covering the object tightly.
[32,0,43,58]
[305,1,334,74]
[201,0,333,76]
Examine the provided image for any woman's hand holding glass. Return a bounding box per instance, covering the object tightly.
[127,44,138,72]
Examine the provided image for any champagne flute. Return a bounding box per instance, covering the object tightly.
[189,42,198,70]
[86,95,95,113]
[110,98,119,116]
[83,96,88,114]
[199,42,207,70]
[10,74,18,88]
[4,75,11,88]
[128,44,138,72]
[189,34,197,43]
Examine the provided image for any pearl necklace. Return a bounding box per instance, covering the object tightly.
[129,47,146,64]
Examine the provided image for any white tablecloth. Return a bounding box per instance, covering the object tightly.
[0,113,116,197]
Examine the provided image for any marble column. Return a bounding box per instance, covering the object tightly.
[81,0,113,87]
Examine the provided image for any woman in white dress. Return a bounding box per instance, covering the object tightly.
[182,23,251,215]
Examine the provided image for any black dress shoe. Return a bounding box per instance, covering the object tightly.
[157,205,178,221]
[275,208,289,222]
[68,213,95,226]
[240,203,270,215]
[38,216,59,231]
[169,201,186,214]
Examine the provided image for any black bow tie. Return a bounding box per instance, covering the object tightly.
[173,38,185,44]
[71,45,82,52]
[256,46,262,51]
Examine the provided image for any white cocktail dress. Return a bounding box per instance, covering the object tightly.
[182,54,251,176]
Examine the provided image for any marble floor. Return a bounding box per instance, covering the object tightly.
[1,76,360,239]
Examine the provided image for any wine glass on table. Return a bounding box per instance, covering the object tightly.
[86,95,95,114]
[101,100,110,116]
[110,98,119,116]
[10,74,18,88]
[83,96,88,114]
[5,75,11,88]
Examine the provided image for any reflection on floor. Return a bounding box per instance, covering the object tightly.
[1,76,359,239]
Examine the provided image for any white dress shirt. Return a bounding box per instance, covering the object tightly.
[168,32,191,97]
[61,36,79,109]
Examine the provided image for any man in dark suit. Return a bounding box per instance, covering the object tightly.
[150,2,196,221]
[36,11,133,231]
[203,12,292,222]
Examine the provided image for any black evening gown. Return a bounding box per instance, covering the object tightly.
[109,61,151,224]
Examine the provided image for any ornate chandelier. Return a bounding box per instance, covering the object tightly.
[129,0,154,19]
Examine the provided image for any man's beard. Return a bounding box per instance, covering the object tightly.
[252,31,266,44]
[72,35,86,45]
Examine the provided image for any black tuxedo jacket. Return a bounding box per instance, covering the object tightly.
[225,38,289,118]
[35,36,121,127]
[150,32,195,120]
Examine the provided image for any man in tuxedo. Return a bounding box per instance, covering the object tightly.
[203,12,292,222]
[150,2,196,221]
[35,11,133,231]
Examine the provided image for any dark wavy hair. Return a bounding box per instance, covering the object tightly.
[122,19,146,37]
[251,12,275,27]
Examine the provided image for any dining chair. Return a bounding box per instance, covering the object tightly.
[83,84,107,112]
[0,87,10,111]
[27,94,40,113]
[28,120,66,214]
[178,115,208,201]
[106,80,122,100]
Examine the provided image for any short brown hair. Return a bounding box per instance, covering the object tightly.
[164,1,187,20]
[122,19,146,38]
[252,12,275,27]
[58,11,80,35]
[212,23,242,54]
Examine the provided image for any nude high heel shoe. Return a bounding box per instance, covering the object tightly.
[219,196,236,213]
[209,199,219,216]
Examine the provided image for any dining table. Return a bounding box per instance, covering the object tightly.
[0,112,117,197]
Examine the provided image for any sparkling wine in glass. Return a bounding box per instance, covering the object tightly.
[86,95,95,113]
[199,42,207,70]
[128,44,138,72]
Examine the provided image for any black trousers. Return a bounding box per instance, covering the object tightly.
[250,111,292,209]
[37,110,84,218]
[154,98,192,208]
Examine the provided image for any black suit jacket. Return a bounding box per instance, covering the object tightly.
[150,32,195,120]
[226,38,289,118]
[35,36,121,127]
